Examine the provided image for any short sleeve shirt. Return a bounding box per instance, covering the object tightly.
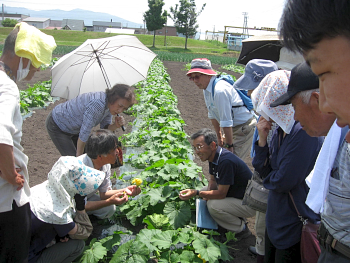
[209,147,252,199]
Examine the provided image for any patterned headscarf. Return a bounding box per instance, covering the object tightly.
[251,70,295,134]
[30,156,105,224]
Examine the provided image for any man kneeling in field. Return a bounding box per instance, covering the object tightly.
[179,128,255,239]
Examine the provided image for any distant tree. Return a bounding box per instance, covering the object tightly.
[2,18,18,27]
[169,0,205,49]
[144,0,168,47]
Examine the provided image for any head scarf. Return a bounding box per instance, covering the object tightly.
[30,156,105,224]
[251,70,295,134]
[14,22,57,68]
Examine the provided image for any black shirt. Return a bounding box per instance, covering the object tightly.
[209,146,252,199]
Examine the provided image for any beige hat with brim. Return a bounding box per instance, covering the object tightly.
[186,58,217,76]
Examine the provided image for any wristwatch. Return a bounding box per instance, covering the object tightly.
[196,190,200,196]
[225,143,234,148]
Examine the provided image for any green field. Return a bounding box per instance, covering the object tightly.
[0,27,239,64]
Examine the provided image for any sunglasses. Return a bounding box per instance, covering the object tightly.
[189,74,203,81]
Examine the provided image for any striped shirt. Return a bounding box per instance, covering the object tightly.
[52,92,112,142]
[322,140,350,247]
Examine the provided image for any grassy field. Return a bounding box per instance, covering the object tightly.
[0,27,237,57]
[0,27,240,64]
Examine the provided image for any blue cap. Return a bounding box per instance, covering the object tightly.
[234,59,278,90]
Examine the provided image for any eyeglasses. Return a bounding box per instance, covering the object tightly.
[192,144,204,151]
[189,74,203,81]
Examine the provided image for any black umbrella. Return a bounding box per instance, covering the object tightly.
[236,35,283,65]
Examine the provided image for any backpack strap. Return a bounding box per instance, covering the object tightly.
[211,77,218,99]
[232,89,248,108]
[211,75,244,108]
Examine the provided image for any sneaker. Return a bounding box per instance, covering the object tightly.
[248,246,258,256]
[234,225,252,240]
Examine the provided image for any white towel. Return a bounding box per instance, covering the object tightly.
[305,121,341,214]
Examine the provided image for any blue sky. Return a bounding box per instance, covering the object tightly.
[3,0,286,33]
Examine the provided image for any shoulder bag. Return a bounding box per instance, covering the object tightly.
[289,192,321,263]
[242,126,278,213]
[242,170,269,213]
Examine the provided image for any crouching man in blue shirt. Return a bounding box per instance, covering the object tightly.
[179,128,256,239]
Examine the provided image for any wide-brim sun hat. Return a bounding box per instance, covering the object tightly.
[270,62,319,107]
[30,156,105,225]
[186,58,217,76]
[251,70,295,134]
[234,59,278,91]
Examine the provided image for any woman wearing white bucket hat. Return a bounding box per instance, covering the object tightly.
[28,156,105,263]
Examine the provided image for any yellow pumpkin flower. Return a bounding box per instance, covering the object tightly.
[132,178,142,186]
[198,254,206,263]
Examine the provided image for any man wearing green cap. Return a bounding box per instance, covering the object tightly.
[0,22,56,262]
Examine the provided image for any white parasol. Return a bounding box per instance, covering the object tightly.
[51,35,157,100]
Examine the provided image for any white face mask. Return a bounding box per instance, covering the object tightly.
[17,57,31,81]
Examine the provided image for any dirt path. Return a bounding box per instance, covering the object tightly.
[19,61,256,263]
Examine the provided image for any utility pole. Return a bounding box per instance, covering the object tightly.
[242,12,249,38]
[164,17,167,46]
[143,19,146,34]
[2,4,4,25]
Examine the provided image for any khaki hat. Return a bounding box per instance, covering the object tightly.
[186,58,217,76]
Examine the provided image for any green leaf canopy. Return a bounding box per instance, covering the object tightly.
[163,201,191,229]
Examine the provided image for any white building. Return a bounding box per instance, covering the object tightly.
[105,28,134,34]
[22,17,50,29]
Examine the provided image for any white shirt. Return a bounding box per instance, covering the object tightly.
[0,70,30,212]
[203,77,252,127]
